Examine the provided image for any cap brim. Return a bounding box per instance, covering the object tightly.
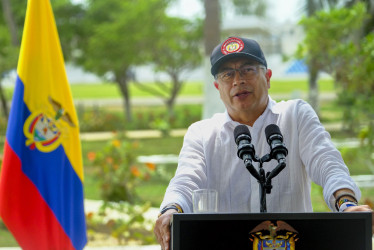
[210,53,266,76]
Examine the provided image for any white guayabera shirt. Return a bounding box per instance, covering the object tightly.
[161,96,360,213]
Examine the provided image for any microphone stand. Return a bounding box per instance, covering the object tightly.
[244,154,286,213]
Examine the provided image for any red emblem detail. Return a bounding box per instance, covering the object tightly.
[221,37,244,55]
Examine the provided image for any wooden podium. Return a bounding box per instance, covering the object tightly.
[171,212,372,250]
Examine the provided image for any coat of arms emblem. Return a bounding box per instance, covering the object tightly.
[249,220,299,250]
[23,96,76,152]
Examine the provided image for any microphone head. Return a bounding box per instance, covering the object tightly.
[234,125,251,145]
[265,124,282,141]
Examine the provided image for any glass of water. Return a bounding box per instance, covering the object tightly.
[192,189,218,213]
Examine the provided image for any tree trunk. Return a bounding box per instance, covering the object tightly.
[0,82,8,119]
[203,0,221,56]
[116,74,132,122]
[202,0,225,119]
[363,0,374,36]
[308,61,319,115]
[305,1,320,116]
[165,97,175,120]
[166,72,182,119]
[1,0,19,46]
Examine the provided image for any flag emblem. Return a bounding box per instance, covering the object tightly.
[24,112,61,151]
[23,97,76,152]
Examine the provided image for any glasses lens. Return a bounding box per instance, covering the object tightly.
[219,70,235,81]
[240,65,257,78]
[218,65,260,82]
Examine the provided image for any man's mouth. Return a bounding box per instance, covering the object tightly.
[235,90,251,98]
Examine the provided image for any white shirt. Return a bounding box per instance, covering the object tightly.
[160,97,361,213]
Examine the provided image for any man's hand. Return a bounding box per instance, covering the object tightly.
[344,205,374,234]
[154,209,177,250]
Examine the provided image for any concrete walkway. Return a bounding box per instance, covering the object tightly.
[80,128,187,141]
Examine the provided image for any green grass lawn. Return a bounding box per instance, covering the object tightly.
[0,224,18,247]
[318,99,343,123]
[269,78,335,94]
[71,78,335,99]
[2,78,334,100]
[70,81,204,99]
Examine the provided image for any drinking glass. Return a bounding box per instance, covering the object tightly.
[192,189,218,213]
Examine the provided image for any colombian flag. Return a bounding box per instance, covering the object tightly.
[0,0,87,249]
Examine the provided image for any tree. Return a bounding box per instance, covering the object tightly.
[51,0,86,62]
[224,0,266,16]
[0,27,18,119]
[0,0,24,119]
[1,0,19,45]
[298,3,374,147]
[133,17,203,118]
[77,0,172,122]
[299,0,374,114]
[0,0,84,120]
[298,0,342,115]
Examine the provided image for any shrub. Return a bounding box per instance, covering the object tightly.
[77,104,202,133]
[86,202,156,245]
[87,135,156,203]
[77,105,125,132]
[85,135,158,245]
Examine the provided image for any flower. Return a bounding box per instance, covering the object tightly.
[112,139,121,148]
[145,162,156,171]
[130,166,141,177]
[87,152,96,162]
[86,212,94,220]
[106,157,113,164]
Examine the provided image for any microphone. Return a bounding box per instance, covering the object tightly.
[234,125,260,180]
[265,124,288,163]
[234,125,255,164]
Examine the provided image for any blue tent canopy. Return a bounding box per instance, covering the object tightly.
[285,59,308,74]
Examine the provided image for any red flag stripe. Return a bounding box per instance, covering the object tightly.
[0,140,74,250]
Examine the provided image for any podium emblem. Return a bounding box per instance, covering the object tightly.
[249,220,298,250]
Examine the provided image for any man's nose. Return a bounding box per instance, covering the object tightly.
[232,69,246,85]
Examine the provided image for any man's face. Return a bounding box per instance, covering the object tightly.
[215,57,271,122]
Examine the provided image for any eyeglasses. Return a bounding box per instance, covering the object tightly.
[215,65,266,83]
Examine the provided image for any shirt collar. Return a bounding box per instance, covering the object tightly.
[267,95,280,114]
[268,95,289,115]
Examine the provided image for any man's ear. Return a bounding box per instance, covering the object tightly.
[266,69,272,88]
[266,69,272,79]
[214,81,219,90]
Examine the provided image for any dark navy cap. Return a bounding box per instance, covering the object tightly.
[210,37,267,76]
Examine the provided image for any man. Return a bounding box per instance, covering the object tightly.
[154,36,373,250]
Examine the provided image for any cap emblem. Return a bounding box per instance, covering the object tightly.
[221,37,244,55]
